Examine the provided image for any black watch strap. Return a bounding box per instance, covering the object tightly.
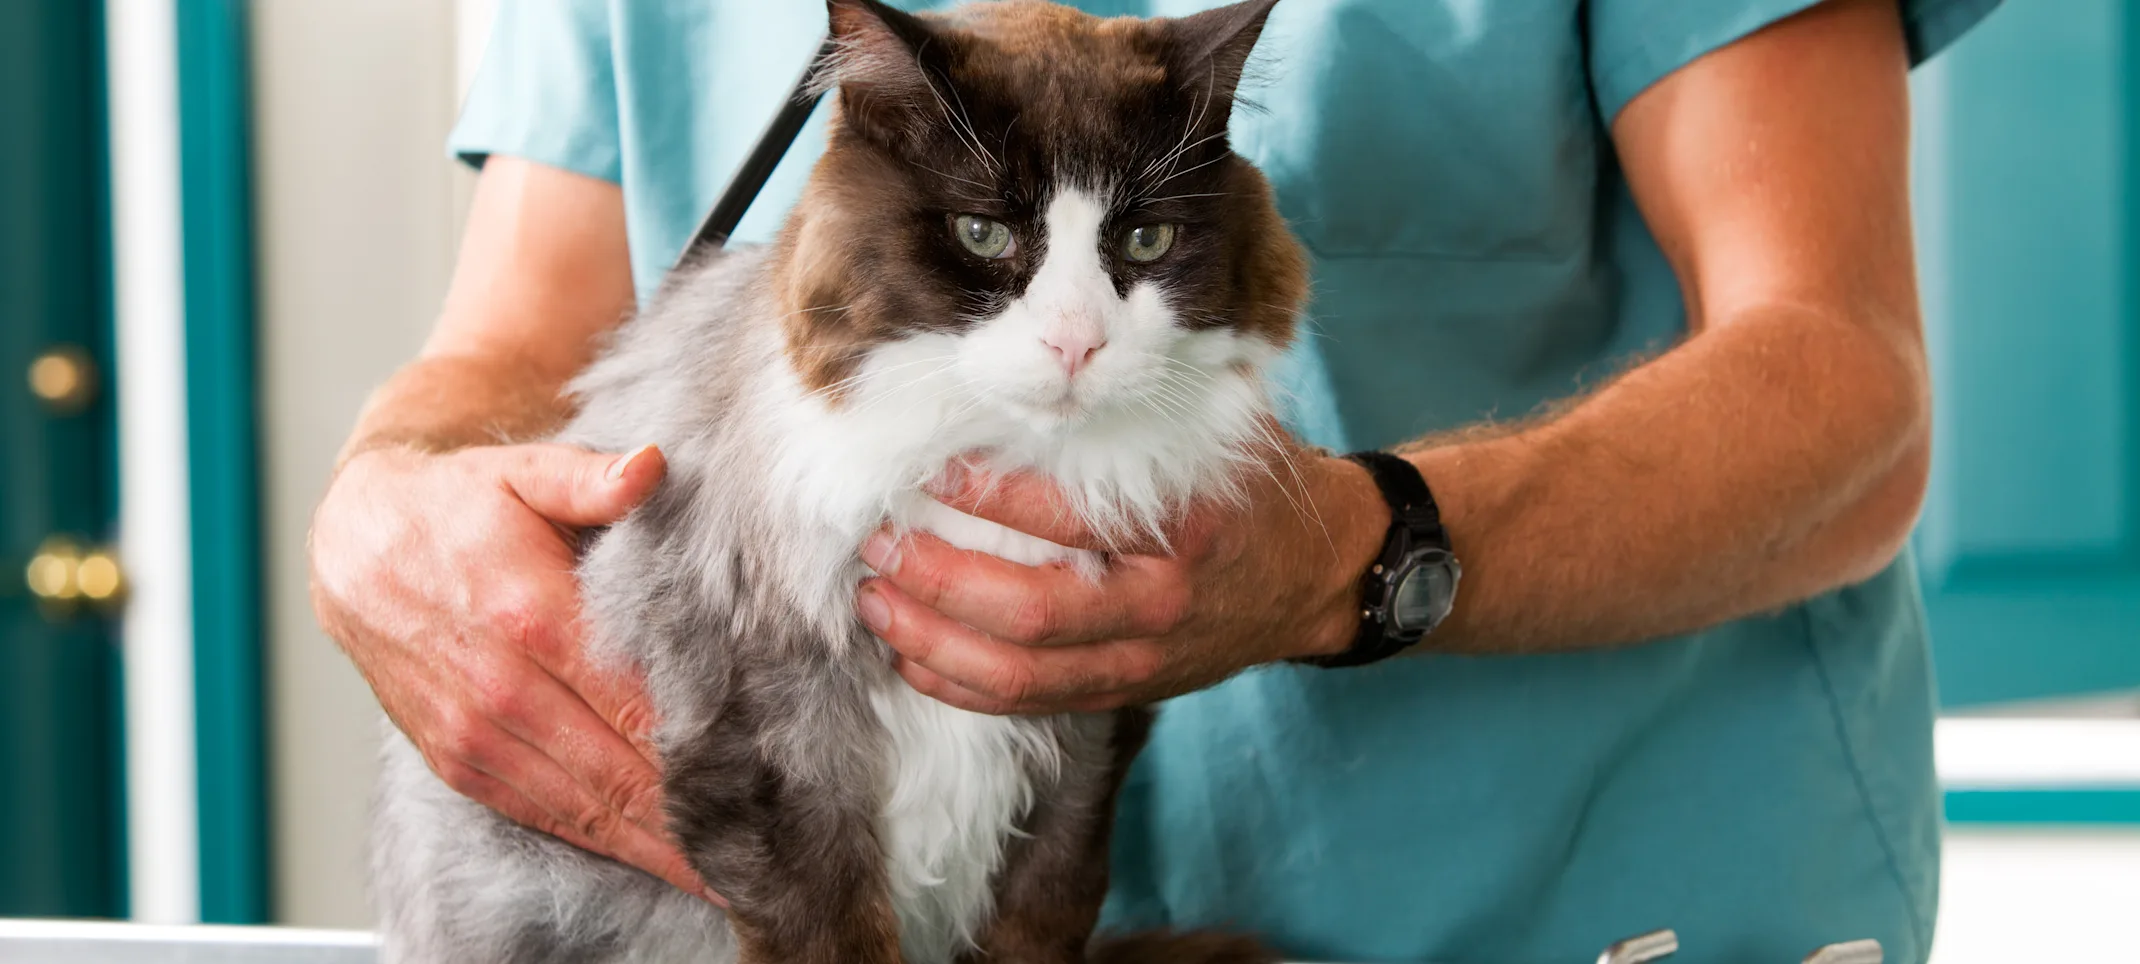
[1350,450,1441,535]
[1296,450,1451,669]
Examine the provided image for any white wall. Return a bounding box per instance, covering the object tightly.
[1932,831,2140,964]
[251,0,469,928]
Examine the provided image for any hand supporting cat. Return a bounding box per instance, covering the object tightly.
[313,441,716,903]
[860,443,1388,717]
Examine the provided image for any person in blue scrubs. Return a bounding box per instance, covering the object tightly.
[310,0,2001,960]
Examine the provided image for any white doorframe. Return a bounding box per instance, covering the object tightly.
[106,0,202,926]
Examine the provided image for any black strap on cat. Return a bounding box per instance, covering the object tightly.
[672,36,840,268]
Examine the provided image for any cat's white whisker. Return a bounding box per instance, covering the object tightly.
[1142,64,1217,183]
[807,353,940,395]
[848,367,967,419]
[774,302,855,324]
[1137,191,1231,205]
[913,162,997,194]
[1144,130,1228,185]
[917,59,998,175]
[943,83,1001,175]
[1147,150,1232,192]
[1250,418,1338,558]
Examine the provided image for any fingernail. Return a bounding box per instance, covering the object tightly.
[701,887,728,908]
[606,444,652,482]
[856,583,892,633]
[861,532,900,575]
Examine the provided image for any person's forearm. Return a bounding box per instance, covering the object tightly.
[338,347,580,468]
[1401,303,1929,654]
[337,158,636,470]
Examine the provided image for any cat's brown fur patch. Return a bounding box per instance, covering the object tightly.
[1226,158,1311,346]
[939,2,1170,113]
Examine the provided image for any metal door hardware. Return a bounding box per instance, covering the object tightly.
[27,344,99,414]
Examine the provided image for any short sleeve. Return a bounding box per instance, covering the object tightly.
[1588,0,2005,123]
[448,0,622,184]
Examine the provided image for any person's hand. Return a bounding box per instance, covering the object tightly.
[855,439,1391,715]
[309,442,721,905]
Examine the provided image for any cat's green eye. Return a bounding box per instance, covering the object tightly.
[1123,223,1178,263]
[953,215,1015,260]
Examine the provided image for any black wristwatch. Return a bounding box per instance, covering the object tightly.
[1296,450,1461,668]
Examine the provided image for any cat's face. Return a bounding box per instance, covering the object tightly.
[775,0,1306,442]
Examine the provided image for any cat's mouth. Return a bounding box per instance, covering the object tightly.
[1000,386,1095,431]
[1027,395,1086,421]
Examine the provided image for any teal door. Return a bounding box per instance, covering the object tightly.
[1912,0,2140,711]
[0,0,128,918]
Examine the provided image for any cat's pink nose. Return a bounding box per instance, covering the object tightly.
[1041,330,1106,377]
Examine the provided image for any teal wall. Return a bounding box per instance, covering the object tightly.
[1912,0,2140,825]
[1911,0,2140,709]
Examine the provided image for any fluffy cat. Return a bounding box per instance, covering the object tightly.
[370,1,1308,962]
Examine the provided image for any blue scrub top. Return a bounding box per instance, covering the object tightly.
[451,1,2000,960]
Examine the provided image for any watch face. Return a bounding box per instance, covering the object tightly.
[1388,550,1458,634]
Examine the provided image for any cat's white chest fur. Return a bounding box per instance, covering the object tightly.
[869,498,1080,963]
[868,683,1047,963]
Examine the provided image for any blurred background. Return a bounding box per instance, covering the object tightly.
[1,1,2135,961]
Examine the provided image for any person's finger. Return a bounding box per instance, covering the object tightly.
[498,597,666,764]
[456,563,666,767]
[858,579,1162,704]
[923,466,1124,552]
[492,443,667,528]
[559,655,666,763]
[442,759,720,906]
[470,658,671,835]
[892,657,1120,716]
[443,724,709,902]
[892,656,1021,715]
[861,529,1183,646]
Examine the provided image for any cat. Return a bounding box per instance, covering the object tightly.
[370,1,1308,962]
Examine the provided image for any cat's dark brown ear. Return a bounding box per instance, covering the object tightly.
[1164,0,1280,114]
[822,0,949,146]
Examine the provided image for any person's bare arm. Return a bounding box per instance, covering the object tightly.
[339,155,635,461]
[1403,0,1927,652]
[311,157,717,901]
[857,0,1928,714]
